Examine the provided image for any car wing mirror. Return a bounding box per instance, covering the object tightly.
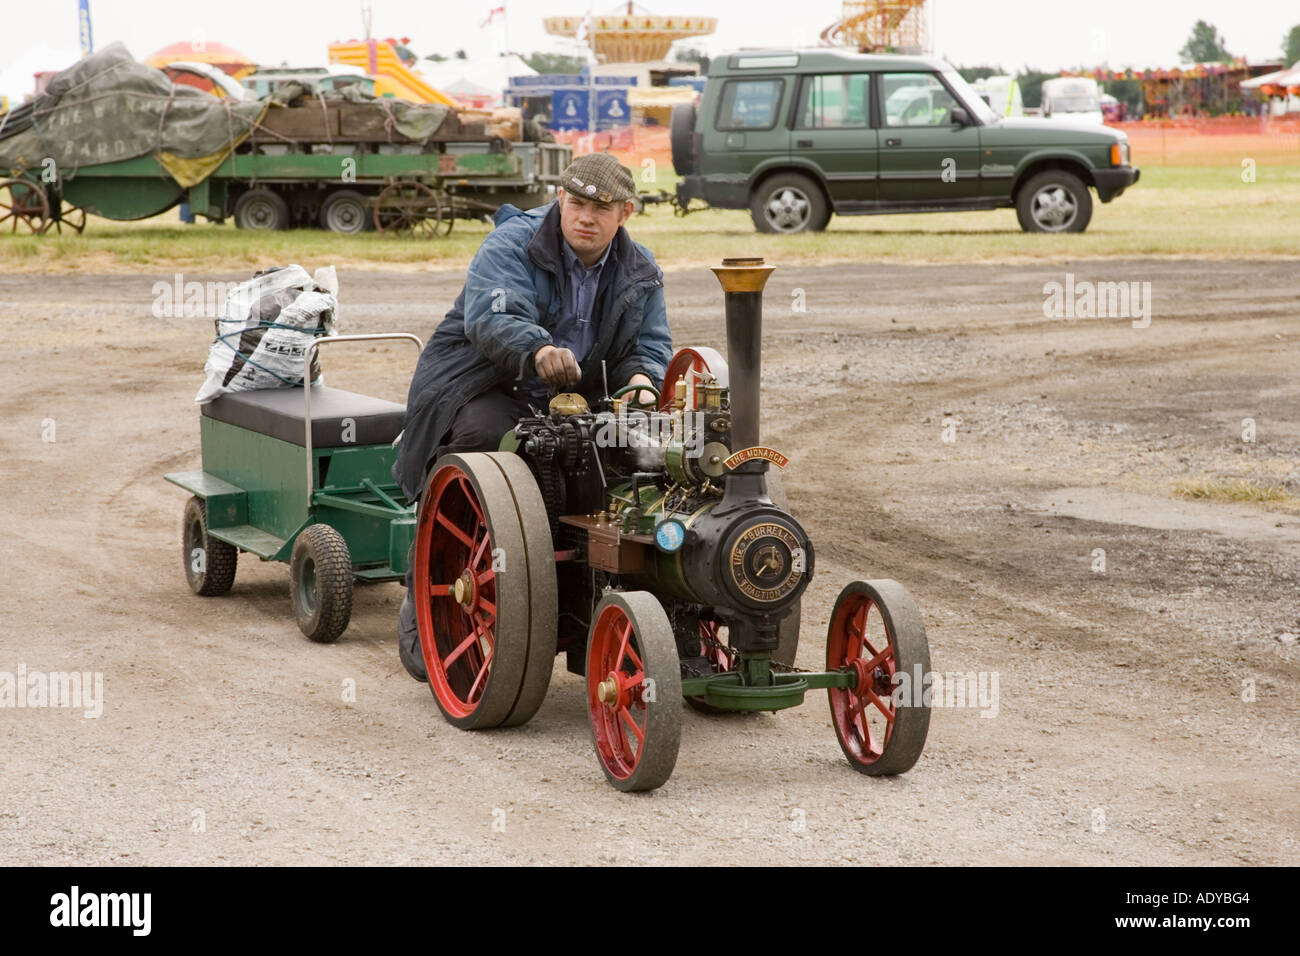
[951,107,971,126]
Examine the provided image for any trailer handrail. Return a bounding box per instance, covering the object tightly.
[303,332,424,497]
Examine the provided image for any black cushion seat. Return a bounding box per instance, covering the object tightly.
[202,386,406,448]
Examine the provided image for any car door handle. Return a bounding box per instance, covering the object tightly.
[885,137,902,147]
[796,139,813,148]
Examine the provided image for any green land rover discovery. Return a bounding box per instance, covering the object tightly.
[671,49,1140,234]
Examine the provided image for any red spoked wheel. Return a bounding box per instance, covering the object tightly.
[684,615,737,715]
[414,453,556,730]
[658,346,728,412]
[826,579,931,775]
[0,178,51,234]
[586,591,682,792]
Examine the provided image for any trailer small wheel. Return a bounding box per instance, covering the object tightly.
[290,524,354,643]
[233,188,290,231]
[320,189,372,233]
[182,496,237,596]
[826,579,931,776]
[586,590,682,792]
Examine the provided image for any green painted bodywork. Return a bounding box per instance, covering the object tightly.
[691,48,1131,214]
[165,416,413,578]
[50,149,518,222]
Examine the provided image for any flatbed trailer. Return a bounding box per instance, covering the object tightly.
[2,138,570,236]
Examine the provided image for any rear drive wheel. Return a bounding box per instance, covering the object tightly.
[182,496,237,596]
[750,173,830,234]
[415,453,555,730]
[290,524,354,643]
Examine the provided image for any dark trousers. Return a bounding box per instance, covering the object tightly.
[399,384,532,679]
[402,384,529,594]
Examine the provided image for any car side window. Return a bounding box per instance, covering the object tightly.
[797,73,871,129]
[882,72,959,128]
[716,78,785,130]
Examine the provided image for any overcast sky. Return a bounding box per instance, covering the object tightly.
[4,0,1298,100]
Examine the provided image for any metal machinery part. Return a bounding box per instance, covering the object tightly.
[417,257,931,790]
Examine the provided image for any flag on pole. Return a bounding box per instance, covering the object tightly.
[78,0,94,56]
[481,5,505,28]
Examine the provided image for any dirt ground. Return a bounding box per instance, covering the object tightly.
[1,257,1297,865]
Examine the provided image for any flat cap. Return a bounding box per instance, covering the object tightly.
[559,152,636,204]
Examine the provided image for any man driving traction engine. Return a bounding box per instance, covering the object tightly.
[392,152,674,682]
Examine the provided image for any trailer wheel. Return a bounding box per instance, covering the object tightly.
[826,579,931,776]
[182,496,238,596]
[414,453,547,730]
[586,590,682,792]
[233,188,289,231]
[290,524,354,643]
[320,189,372,233]
[0,178,51,234]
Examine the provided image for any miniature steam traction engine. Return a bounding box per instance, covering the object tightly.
[414,258,931,791]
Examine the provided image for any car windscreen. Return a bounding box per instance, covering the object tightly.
[1052,95,1099,112]
[941,70,998,124]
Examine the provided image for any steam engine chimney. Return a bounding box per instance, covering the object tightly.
[711,257,774,509]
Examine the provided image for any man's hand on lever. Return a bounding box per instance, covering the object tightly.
[534,344,581,388]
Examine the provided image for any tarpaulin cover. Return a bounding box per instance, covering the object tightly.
[0,42,265,186]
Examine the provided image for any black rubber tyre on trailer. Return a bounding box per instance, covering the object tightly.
[289,524,354,643]
[320,189,373,233]
[182,496,238,596]
[233,187,290,231]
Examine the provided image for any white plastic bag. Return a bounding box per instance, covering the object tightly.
[194,264,339,404]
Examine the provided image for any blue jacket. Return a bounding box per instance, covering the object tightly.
[394,200,673,499]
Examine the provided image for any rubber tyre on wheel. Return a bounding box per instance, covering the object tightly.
[669,103,698,176]
[289,524,354,643]
[750,173,830,234]
[182,496,237,596]
[320,189,372,233]
[1015,169,1092,233]
[233,188,290,231]
[826,579,930,776]
[414,452,556,730]
[485,452,558,727]
[587,590,682,792]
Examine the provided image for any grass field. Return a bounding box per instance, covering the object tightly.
[2,164,1296,274]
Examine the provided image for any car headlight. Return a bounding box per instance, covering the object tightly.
[1110,141,1130,166]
